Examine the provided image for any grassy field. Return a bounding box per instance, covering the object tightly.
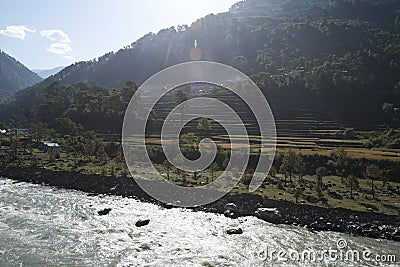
[5,145,399,216]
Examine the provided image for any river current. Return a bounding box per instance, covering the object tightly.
[0,177,399,266]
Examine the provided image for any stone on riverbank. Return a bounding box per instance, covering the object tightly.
[255,208,283,224]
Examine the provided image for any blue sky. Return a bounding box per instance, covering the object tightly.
[0,0,238,70]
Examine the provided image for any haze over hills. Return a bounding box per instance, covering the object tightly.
[0,50,42,102]
[33,66,65,79]
[3,0,400,128]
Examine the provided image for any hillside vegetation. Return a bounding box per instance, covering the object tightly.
[2,0,400,128]
[0,50,42,103]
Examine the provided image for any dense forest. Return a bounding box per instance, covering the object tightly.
[1,0,400,129]
[36,81,137,133]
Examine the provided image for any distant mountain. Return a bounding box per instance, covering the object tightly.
[3,0,400,127]
[33,66,64,79]
[0,50,42,102]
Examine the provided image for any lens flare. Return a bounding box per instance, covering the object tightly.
[190,48,202,61]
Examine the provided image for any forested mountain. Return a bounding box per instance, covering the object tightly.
[0,50,42,102]
[3,0,400,128]
[33,66,64,79]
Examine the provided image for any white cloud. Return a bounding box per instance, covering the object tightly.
[0,25,35,40]
[47,43,72,55]
[40,29,71,43]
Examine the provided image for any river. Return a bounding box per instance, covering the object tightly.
[0,177,399,266]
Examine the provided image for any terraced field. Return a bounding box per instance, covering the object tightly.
[139,84,400,161]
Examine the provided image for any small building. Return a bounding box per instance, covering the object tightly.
[7,128,28,135]
[41,141,62,152]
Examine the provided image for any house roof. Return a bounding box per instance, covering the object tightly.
[42,142,60,148]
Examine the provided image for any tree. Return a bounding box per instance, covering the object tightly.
[232,56,248,70]
[345,175,359,199]
[210,162,219,183]
[180,133,200,146]
[279,163,288,185]
[280,149,297,183]
[84,140,97,160]
[197,118,212,131]
[124,80,138,93]
[180,170,187,186]
[111,164,116,178]
[30,122,49,142]
[381,170,390,189]
[176,89,188,124]
[395,16,400,32]
[0,122,8,129]
[231,167,239,178]
[173,155,186,185]
[163,160,172,180]
[365,165,382,199]
[124,81,139,118]
[9,115,20,158]
[269,166,277,178]
[294,186,304,203]
[383,103,400,128]
[73,151,79,169]
[48,148,56,163]
[96,145,108,164]
[56,117,83,136]
[315,167,327,193]
[330,148,348,184]
[177,24,188,32]
[23,108,33,141]
[294,154,305,183]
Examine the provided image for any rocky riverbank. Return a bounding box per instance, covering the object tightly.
[1,166,399,241]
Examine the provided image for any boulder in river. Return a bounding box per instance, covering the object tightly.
[224,209,237,218]
[135,219,150,227]
[255,208,283,224]
[224,203,238,218]
[226,228,243,235]
[97,208,112,216]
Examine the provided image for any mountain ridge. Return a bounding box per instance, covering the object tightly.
[0,50,42,102]
[3,0,400,128]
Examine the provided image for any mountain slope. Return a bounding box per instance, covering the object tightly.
[0,50,42,101]
[4,0,400,127]
[33,66,64,79]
